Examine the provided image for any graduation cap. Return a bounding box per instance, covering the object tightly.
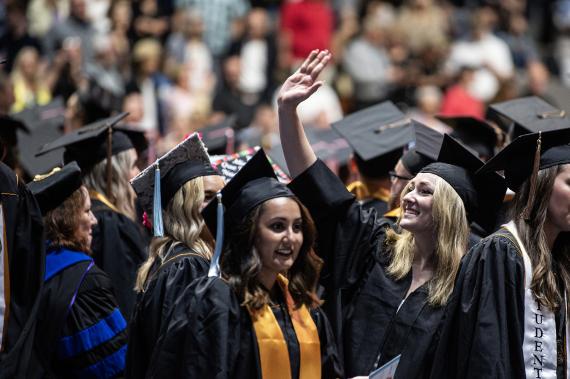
[131,133,218,236]
[478,128,570,219]
[436,115,498,160]
[0,116,28,168]
[489,96,570,138]
[305,128,353,167]
[202,149,295,276]
[331,101,415,178]
[399,121,445,176]
[27,162,82,215]
[11,98,66,177]
[418,134,507,232]
[198,116,237,155]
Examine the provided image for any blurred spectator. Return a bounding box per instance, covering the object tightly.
[445,7,514,102]
[553,0,570,87]
[396,0,449,56]
[165,9,215,97]
[237,104,279,150]
[165,63,206,122]
[43,0,96,66]
[440,66,485,119]
[85,34,125,98]
[175,0,249,59]
[108,0,132,77]
[295,78,344,128]
[498,12,540,70]
[0,72,14,115]
[86,0,111,34]
[212,54,258,130]
[0,3,43,73]
[280,0,334,67]
[46,33,85,102]
[126,38,171,136]
[342,4,401,109]
[10,47,51,112]
[130,0,171,43]
[229,8,278,104]
[408,85,452,134]
[27,0,70,38]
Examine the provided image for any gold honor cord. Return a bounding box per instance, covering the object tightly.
[88,190,120,214]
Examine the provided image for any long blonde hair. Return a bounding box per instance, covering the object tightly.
[511,165,570,311]
[386,176,470,307]
[135,177,212,292]
[83,149,138,220]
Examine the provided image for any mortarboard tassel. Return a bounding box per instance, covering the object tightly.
[208,192,224,277]
[153,163,164,237]
[522,131,542,221]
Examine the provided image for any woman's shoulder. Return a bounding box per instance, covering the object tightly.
[462,228,524,271]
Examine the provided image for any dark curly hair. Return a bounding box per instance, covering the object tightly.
[221,196,323,311]
[44,186,91,253]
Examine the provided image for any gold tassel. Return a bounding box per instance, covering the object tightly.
[522,131,542,220]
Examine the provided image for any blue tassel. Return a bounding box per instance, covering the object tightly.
[208,192,224,277]
[153,164,164,237]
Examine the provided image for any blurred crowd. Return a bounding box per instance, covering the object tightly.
[1,0,568,162]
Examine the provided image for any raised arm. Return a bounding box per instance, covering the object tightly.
[277,50,332,178]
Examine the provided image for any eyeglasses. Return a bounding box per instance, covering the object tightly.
[389,171,413,181]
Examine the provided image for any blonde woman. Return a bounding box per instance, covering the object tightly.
[277,50,506,378]
[10,46,51,112]
[126,134,224,379]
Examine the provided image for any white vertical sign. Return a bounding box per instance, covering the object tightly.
[0,205,6,350]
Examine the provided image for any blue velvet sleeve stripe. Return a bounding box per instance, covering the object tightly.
[58,308,127,359]
[76,344,127,379]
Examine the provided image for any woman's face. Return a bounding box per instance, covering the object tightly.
[127,148,140,180]
[255,197,304,277]
[74,187,98,249]
[547,164,570,234]
[201,175,225,211]
[399,172,436,233]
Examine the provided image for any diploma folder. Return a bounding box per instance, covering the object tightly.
[369,354,401,379]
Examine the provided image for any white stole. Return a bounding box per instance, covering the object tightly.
[504,221,567,378]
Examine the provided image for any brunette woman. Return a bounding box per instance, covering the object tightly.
[276,50,506,377]
[147,150,343,378]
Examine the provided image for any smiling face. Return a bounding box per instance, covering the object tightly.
[399,172,437,234]
[74,187,98,250]
[546,164,570,234]
[254,197,304,278]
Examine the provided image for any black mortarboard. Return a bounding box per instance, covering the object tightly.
[305,128,353,167]
[202,149,295,237]
[331,101,415,178]
[27,162,82,215]
[489,96,570,138]
[198,116,237,155]
[131,133,218,218]
[478,128,570,191]
[11,98,66,177]
[436,116,497,159]
[400,122,444,176]
[418,134,507,232]
[35,112,147,169]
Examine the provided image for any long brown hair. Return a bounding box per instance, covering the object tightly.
[221,197,323,311]
[135,177,213,292]
[44,186,91,253]
[386,176,470,307]
[510,165,570,310]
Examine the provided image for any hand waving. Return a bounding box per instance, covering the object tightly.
[277,50,332,109]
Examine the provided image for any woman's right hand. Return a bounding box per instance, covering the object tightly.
[277,49,332,110]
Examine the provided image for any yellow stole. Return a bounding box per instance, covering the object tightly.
[346,181,390,203]
[88,190,120,213]
[384,207,401,219]
[248,274,321,379]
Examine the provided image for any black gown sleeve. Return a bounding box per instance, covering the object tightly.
[90,203,149,318]
[125,252,209,379]
[429,233,526,379]
[310,307,344,379]
[55,266,128,379]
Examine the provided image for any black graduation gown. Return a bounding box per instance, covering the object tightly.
[125,243,209,379]
[35,248,128,378]
[361,197,389,216]
[147,277,343,379]
[0,168,45,379]
[430,229,568,378]
[289,159,446,378]
[90,198,149,318]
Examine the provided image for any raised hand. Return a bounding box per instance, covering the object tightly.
[277,49,332,109]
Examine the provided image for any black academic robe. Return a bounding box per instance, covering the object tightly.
[430,229,568,378]
[35,248,128,378]
[147,277,343,379]
[361,197,389,216]
[90,199,149,318]
[289,159,446,378]
[125,243,209,379]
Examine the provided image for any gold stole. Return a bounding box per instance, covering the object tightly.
[248,274,321,379]
[346,181,390,203]
[88,190,120,213]
[384,207,401,218]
